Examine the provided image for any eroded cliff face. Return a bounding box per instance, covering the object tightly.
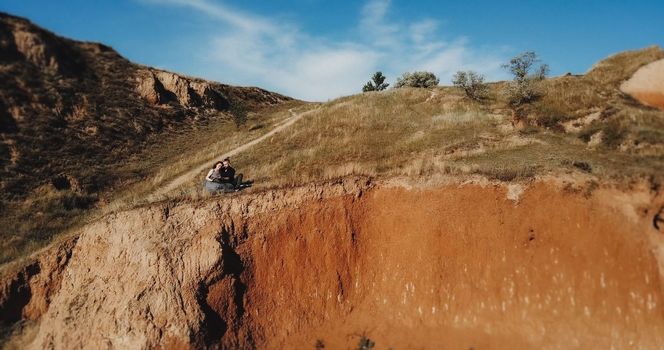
[2,176,664,349]
[134,68,290,110]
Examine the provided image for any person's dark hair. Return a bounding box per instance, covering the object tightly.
[223,158,230,162]
[212,161,223,169]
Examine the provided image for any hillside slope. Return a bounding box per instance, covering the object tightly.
[156,47,663,196]
[0,12,294,263]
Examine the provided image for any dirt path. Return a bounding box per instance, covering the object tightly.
[148,107,316,200]
[425,89,438,103]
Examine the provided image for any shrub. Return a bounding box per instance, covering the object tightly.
[502,51,549,106]
[535,113,566,131]
[362,71,389,92]
[481,165,537,181]
[452,70,489,101]
[357,336,375,350]
[394,71,439,88]
[601,119,627,149]
[572,161,592,173]
[578,119,627,149]
[229,100,248,129]
[533,104,570,132]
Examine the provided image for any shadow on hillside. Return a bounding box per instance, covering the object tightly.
[236,180,254,191]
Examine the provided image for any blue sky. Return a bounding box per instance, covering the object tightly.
[2,0,663,101]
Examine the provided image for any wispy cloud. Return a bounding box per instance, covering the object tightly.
[140,0,510,101]
[360,0,400,48]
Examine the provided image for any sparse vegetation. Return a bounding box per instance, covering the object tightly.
[394,71,439,88]
[572,161,592,173]
[357,336,375,350]
[176,80,663,195]
[452,70,489,101]
[533,47,664,146]
[502,51,549,107]
[362,72,389,92]
[224,88,499,189]
[532,104,570,131]
[230,100,249,128]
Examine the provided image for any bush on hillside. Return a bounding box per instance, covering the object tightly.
[357,336,375,350]
[394,71,439,88]
[452,70,489,101]
[502,51,549,106]
[362,71,390,92]
[229,100,248,129]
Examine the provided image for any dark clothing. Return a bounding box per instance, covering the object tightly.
[218,166,236,183]
[232,173,243,188]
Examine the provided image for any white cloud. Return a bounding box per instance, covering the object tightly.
[360,0,400,48]
[140,0,273,32]
[409,19,439,45]
[277,49,380,101]
[140,0,510,101]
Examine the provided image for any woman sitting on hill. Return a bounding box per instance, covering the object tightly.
[205,161,225,192]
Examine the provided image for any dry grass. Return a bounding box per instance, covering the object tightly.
[462,132,664,181]
[105,101,302,209]
[503,46,664,129]
[0,187,96,264]
[0,101,302,265]
[586,46,664,86]
[504,46,664,154]
[163,57,664,198]
[222,88,503,188]
[1,320,38,350]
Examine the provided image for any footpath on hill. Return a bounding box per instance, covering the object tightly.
[148,107,317,201]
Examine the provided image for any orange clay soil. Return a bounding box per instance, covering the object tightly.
[3,177,664,349]
[629,91,664,110]
[238,182,664,349]
[621,58,664,110]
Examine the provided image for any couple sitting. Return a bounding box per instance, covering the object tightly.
[205,158,243,193]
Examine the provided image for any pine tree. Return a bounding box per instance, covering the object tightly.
[362,72,389,92]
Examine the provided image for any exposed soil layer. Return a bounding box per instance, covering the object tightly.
[629,92,664,111]
[621,58,664,110]
[2,177,664,349]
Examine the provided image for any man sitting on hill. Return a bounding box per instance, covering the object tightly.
[211,157,243,192]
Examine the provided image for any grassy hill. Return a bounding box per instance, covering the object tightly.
[0,12,296,264]
[156,47,664,199]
